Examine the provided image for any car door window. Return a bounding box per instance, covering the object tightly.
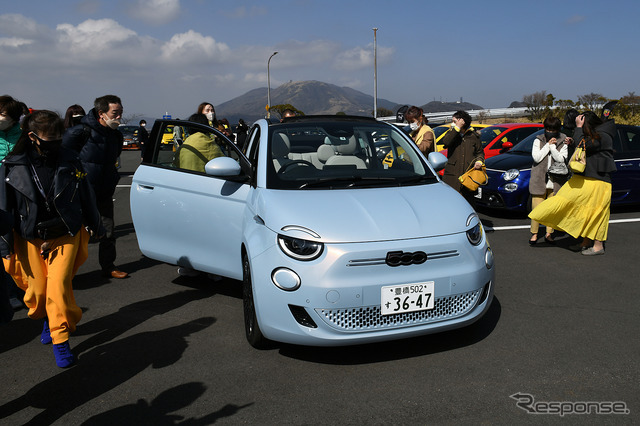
[150,120,246,174]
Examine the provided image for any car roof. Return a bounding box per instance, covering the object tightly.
[484,123,543,129]
[278,115,379,124]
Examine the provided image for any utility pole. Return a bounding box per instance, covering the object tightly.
[373,27,378,119]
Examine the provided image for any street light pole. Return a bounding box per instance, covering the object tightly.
[373,28,378,119]
[267,51,278,119]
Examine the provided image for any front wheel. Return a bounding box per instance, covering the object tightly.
[242,254,270,349]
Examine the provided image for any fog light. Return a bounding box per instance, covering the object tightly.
[485,247,494,269]
[504,183,518,192]
[271,268,301,291]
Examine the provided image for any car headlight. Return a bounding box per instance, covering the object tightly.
[466,223,483,246]
[502,169,520,181]
[278,234,324,261]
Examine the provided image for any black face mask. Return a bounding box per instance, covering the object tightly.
[545,131,560,141]
[32,134,62,155]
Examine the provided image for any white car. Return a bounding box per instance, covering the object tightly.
[131,115,495,348]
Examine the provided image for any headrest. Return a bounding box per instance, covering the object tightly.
[317,144,334,163]
[271,132,290,158]
[334,136,357,155]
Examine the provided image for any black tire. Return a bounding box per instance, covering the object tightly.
[242,254,269,349]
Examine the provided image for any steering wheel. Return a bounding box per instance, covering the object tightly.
[278,160,315,174]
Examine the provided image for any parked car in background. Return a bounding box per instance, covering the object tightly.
[131,115,495,348]
[117,124,140,150]
[434,123,490,152]
[476,124,640,212]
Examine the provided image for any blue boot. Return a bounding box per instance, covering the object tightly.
[53,341,76,368]
[41,320,52,345]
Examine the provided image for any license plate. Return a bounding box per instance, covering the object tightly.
[381,282,434,315]
[475,187,482,199]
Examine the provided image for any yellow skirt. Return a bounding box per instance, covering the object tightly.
[528,175,612,241]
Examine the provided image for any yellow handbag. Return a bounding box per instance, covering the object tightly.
[458,162,488,192]
[569,139,586,173]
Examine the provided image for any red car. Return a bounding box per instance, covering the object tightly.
[440,123,543,160]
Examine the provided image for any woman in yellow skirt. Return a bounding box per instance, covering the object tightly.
[529,111,616,255]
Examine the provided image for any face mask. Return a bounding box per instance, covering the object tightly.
[409,122,420,131]
[141,123,146,127]
[102,115,120,130]
[32,134,62,155]
[0,116,14,131]
[205,112,214,122]
[545,131,560,140]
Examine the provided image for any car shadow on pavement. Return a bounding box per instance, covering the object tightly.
[0,317,216,425]
[279,297,502,364]
[80,382,253,425]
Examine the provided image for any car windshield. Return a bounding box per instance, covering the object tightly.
[509,129,544,154]
[433,126,449,138]
[480,126,507,147]
[118,126,138,136]
[266,119,437,190]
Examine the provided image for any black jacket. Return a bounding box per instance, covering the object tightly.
[574,120,617,183]
[0,147,103,257]
[62,108,123,200]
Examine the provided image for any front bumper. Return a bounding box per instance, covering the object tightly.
[249,230,495,346]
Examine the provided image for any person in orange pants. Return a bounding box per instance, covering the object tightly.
[0,110,103,367]
[4,229,90,343]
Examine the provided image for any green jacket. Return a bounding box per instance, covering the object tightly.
[0,123,21,161]
[175,132,223,172]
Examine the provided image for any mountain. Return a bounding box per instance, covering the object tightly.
[216,80,400,124]
[420,100,484,113]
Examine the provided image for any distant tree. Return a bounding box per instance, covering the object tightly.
[618,91,640,118]
[336,111,346,115]
[374,107,394,117]
[577,92,606,112]
[270,104,304,118]
[522,91,550,121]
[122,113,143,125]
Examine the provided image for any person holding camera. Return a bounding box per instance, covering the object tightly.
[440,110,484,206]
[1,110,104,367]
[528,116,569,245]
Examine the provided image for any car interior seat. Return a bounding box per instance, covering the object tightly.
[272,132,292,172]
[323,136,368,169]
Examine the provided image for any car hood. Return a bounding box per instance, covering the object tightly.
[485,153,532,171]
[256,183,475,243]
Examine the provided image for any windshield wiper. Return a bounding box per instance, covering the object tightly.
[299,176,396,189]
[397,175,439,185]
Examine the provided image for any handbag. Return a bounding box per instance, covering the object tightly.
[569,139,586,173]
[458,162,488,192]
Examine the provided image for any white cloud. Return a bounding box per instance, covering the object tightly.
[566,15,586,24]
[0,37,34,48]
[56,19,142,60]
[161,30,230,63]
[225,6,268,19]
[0,14,50,39]
[128,0,181,25]
[334,44,395,71]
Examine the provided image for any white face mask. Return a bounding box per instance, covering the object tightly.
[409,122,420,131]
[102,114,120,130]
[0,116,14,131]
[205,112,214,122]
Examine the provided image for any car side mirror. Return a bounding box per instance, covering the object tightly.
[204,157,242,176]
[502,141,514,150]
[427,151,448,171]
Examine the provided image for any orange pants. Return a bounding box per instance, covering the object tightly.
[3,229,89,344]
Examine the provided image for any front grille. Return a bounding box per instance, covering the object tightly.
[347,250,459,267]
[315,289,481,331]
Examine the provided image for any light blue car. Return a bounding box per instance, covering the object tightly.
[131,115,495,348]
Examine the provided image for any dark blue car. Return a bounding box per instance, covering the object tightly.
[476,124,640,212]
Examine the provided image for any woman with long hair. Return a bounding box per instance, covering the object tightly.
[529,111,616,255]
[0,110,104,367]
[63,104,86,129]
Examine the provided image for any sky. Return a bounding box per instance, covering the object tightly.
[1,0,638,120]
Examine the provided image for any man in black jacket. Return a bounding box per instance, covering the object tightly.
[63,95,128,279]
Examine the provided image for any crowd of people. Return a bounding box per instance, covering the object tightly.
[0,93,617,368]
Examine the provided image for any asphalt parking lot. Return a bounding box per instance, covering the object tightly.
[1,150,638,425]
